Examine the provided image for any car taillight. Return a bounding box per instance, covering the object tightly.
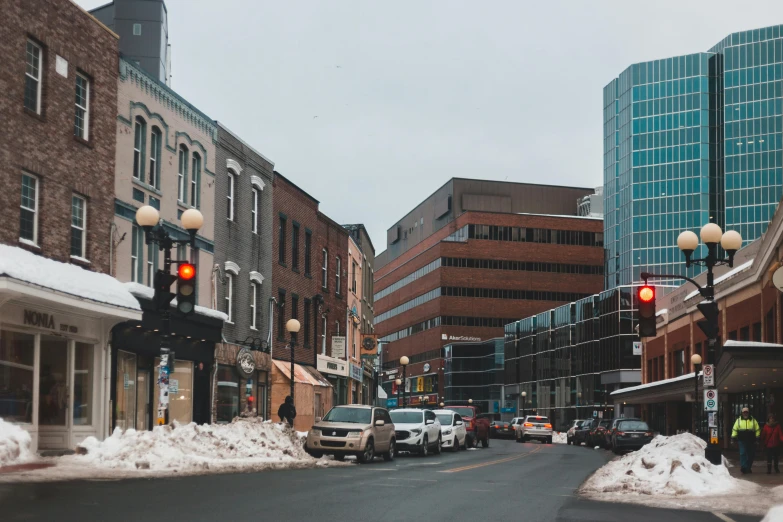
[645,432,653,436]
[544,424,552,429]
[616,431,625,436]
[524,423,533,427]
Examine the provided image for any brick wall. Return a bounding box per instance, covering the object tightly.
[0,0,118,272]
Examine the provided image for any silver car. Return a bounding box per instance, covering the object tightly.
[305,405,396,463]
[515,415,553,444]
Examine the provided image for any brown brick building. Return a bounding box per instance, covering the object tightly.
[271,172,350,429]
[374,179,604,408]
[0,0,119,272]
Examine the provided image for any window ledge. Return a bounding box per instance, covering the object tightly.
[70,255,90,266]
[177,201,198,212]
[304,273,312,279]
[250,326,258,331]
[278,262,288,268]
[132,178,162,196]
[73,136,92,149]
[23,107,45,122]
[18,238,41,251]
[292,268,300,274]
[225,321,235,325]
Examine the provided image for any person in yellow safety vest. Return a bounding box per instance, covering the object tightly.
[731,406,761,474]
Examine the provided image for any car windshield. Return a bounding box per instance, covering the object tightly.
[448,407,474,418]
[436,414,453,425]
[527,416,549,423]
[390,411,424,424]
[322,407,372,424]
[575,421,584,427]
[619,421,649,431]
[599,420,611,428]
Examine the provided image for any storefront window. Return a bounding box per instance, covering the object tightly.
[155,358,193,425]
[255,371,268,419]
[73,343,93,426]
[0,330,34,423]
[39,336,68,426]
[115,350,137,431]
[216,365,239,423]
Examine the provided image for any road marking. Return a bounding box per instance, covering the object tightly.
[438,446,544,473]
[712,513,736,522]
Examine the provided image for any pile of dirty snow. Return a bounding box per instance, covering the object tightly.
[0,419,36,467]
[70,418,319,474]
[553,432,567,444]
[763,505,783,522]
[581,433,757,497]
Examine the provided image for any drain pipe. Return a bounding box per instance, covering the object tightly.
[268,296,277,361]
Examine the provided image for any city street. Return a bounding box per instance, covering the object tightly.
[0,439,763,522]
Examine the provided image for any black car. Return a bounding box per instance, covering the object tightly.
[490,421,514,438]
[611,419,654,454]
[605,417,642,448]
[573,418,594,446]
[589,419,612,448]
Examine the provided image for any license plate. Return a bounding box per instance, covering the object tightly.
[631,434,640,438]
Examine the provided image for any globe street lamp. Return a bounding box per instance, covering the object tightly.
[439,402,445,408]
[286,319,301,404]
[521,391,527,417]
[400,356,410,408]
[691,353,702,435]
[395,378,402,409]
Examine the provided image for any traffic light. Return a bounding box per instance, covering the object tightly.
[153,270,177,311]
[637,284,657,337]
[176,263,197,314]
[697,301,719,340]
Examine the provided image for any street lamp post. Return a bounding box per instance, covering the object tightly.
[439,401,445,408]
[135,205,203,425]
[521,391,527,417]
[286,319,301,404]
[395,378,402,409]
[400,356,409,407]
[691,353,702,435]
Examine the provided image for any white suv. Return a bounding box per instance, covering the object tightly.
[433,409,467,452]
[390,409,442,456]
[515,415,553,444]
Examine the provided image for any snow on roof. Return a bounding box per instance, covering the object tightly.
[611,371,702,396]
[516,212,603,221]
[723,340,783,349]
[124,282,227,321]
[655,308,668,317]
[684,259,754,301]
[0,244,140,310]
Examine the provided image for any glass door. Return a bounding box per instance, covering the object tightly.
[115,350,137,431]
[154,359,193,424]
[136,369,150,431]
[38,335,69,449]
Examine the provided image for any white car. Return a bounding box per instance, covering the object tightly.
[433,409,467,452]
[389,409,442,456]
[509,417,525,434]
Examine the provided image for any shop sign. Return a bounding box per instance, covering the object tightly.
[423,363,431,372]
[632,342,642,356]
[384,368,398,377]
[317,354,348,377]
[23,309,79,334]
[386,398,398,408]
[169,379,179,393]
[331,336,346,359]
[350,363,363,383]
[236,348,256,378]
[441,334,481,342]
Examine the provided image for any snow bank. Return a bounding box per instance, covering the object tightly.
[70,418,316,473]
[0,419,35,467]
[553,432,567,444]
[581,433,757,497]
[763,505,783,522]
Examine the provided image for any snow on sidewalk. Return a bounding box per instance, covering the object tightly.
[580,432,783,516]
[552,432,567,444]
[0,418,36,467]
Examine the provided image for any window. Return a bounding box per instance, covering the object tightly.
[227,170,235,220]
[251,187,259,233]
[250,282,259,330]
[352,261,357,294]
[74,73,89,140]
[131,224,142,283]
[277,291,286,340]
[24,40,42,113]
[292,224,299,271]
[190,153,201,208]
[0,330,34,423]
[133,117,146,180]
[177,146,188,203]
[133,23,142,35]
[146,243,155,286]
[149,127,161,188]
[304,299,311,347]
[19,173,38,244]
[216,365,239,424]
[291,295,299,344]
[224,273,234,323]
[70,195,86,258]
[322,249,328,289]
[336,257,342,294]
[304,231,312,275]
[278,215,287,264]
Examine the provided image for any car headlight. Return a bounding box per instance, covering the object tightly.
[442,429,452,436]
[311,429,321,436]
[411,428,422,435]
[349,430,364,438]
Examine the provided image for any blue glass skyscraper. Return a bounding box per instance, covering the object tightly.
[604,25,783,289]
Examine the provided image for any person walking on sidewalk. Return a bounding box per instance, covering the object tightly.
[732,407,761,474]
[760,413,782,474]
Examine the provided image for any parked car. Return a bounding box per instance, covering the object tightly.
[605,417,642,448]
[589,419,612,448]
[445,405,490,448]
[433,409,467,452]
[566,419,584,445]
[490,421,514,438]
[611,419,654,454]
[390,408,442,456]
[573,418,595,446]
[509,417,525,436]
[515,415,553,444]
[305,405,395,463]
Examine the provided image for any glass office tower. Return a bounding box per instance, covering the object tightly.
[604,25,783,289]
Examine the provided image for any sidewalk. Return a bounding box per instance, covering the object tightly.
[724,449,783,487]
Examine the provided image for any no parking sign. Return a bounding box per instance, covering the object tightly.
[704,389,718,412]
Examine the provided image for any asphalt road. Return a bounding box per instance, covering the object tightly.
[0,439,763,522]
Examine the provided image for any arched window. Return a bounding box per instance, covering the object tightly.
[191,152,201,208]
[149,126,162,188]
[177,145,188,203]
[133,117,146,180]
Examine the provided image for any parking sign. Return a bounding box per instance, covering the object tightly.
[703,364,714,386]
[704,389,718,412]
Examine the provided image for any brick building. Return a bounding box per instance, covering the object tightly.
[374,178,603,412]
[0,0,143,452]
[271,171,350,430]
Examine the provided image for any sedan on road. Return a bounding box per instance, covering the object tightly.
[490,421,514,438]
[434,409,467,452]
[605,417,642,449]
[611,419,654,454]
[515,415,553,444]
[390,408,442,456]
[305,405,396,463]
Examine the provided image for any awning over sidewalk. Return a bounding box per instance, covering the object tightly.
[610,371,702,404]
[272,360,332,387]
[717,340,783,393]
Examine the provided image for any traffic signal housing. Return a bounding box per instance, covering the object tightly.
[153,270,177,311]
[176,263,197,314]
[637,284,657,337]
[697,301,719,341]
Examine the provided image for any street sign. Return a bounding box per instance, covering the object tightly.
[386,398,398,408]
[703,364,715,386]
[593,410,597,417]
[598,411,604,419]
[708,412,717,428]
[704,389,718,411]
[710,428,719,445]
[632,341,642,356]
[501,408,515,413]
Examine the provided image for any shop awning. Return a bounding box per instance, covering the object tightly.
[610,371,702,404]
[273,360,332,387]
[717,340,783,393]
[0,244,141,320]
[377,386,388,399]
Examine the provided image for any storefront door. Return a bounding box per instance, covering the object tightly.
[136,369,150,431]
[115,350,137,431]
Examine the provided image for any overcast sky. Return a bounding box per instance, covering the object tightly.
[76,0,781,253]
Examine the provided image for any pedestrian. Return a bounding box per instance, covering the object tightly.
[731,407,761,474]
[760,413,782,474]
[278,395,296,427]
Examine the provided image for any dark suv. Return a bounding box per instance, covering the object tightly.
[605,417,641,448]
[573,418,594,446]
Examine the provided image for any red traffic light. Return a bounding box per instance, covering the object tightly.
[178,263,196,280]
[638,285,655,303]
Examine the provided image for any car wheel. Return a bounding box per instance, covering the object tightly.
[383,439,396,462]
[359,439,375,464]
[333,454,345,461]
[482,436,489,448]
[452,436,459,452]
[516,433,523,443]
[547,437,553,445]
[420,436,429,457]
[612,442,619,455]
[434,435,442,455]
